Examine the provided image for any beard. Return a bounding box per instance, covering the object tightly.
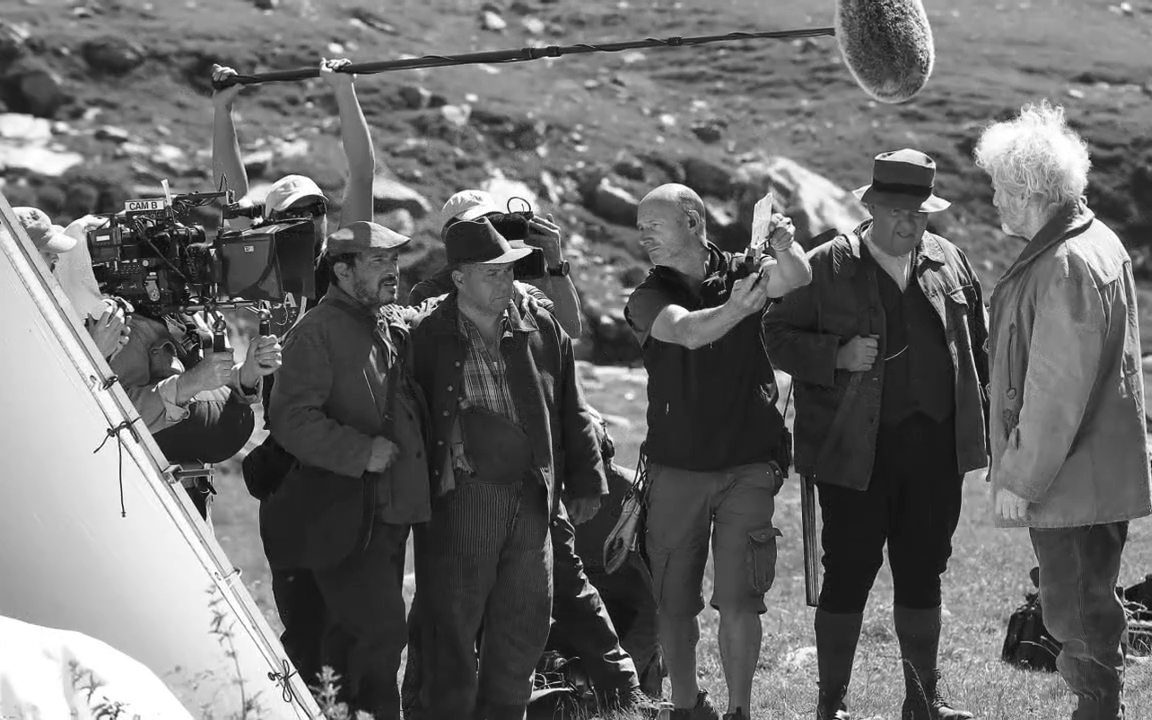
[351,275,397,307]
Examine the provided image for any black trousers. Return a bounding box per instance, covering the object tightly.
[311,521,409,720]
[270,567,329,688]
[817,413,964,614]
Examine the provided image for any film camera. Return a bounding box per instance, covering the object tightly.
[86,190,318,319]
[457,199,547,279]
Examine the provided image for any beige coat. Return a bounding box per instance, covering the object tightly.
[988,200,1152,528]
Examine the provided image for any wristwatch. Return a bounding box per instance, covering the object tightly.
[547,261,570,277]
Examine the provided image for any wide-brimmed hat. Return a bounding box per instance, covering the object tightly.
[445,217,533,266]
[853,148,951,213]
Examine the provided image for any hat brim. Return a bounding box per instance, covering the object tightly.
[470,246,534,265]
[452,202,502,224]
[853,185,951,213]
[265,190,327,217]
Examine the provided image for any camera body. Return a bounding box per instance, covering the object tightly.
[485,210,546,279]
[87,192,318,318]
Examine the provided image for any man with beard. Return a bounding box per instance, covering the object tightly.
[408,217,607,720]
[625,183,811,720]
[263,222,430,719]
[975,102,1151,720]
[763,149,988,720]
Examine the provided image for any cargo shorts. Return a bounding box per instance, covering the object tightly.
[645,461,783,617]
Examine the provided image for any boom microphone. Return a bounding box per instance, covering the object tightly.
[835,0,935,104]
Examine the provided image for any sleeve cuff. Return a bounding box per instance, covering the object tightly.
[156,375,191,424]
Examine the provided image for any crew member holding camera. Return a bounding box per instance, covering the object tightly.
[263,221,429,719]
[408,189,583,338]
[108,305,281,521]
[763,150,987,720]
[624,183,810,720]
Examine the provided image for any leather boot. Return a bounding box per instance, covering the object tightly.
[893,606,973,720]
[815,609,863,720]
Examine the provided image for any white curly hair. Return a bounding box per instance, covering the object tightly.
[973,100,1091,207]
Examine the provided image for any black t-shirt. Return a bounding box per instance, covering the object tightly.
[625,243,783,471]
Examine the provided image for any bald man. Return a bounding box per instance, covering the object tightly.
[624,184,812,720]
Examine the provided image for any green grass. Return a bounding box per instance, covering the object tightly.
[212,367,1152,719]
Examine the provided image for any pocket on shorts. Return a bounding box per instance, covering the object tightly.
[747,524,783,594]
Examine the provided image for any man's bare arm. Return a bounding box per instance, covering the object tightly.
[649,271,771,350]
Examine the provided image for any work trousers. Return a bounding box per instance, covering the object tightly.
[1031,522,1130,720]
[416,481,553,720]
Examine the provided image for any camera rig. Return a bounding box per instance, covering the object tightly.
[86,184,319,335]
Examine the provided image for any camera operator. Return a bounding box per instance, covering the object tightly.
[108,306,281,522]
[4,208,131,361]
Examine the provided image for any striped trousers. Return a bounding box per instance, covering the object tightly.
[415,480,553,719]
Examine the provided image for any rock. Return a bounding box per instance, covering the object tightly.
[482,175,539,212]
[94,125,130,143]
[521,17,546,34]
[0,113,51,142]
[242,149,274,178]
[398,85,433,110]
[253,0,277,8]
[377,208,416,236]
[612,154,646,181]
[440,104,472,128]
[373,173,433,219]
[691,120,724,144]
[658,113,677,129]
[152,143,192,174]
[482,10,508,31]
[3,62,69,118]
[588,176,640,226]
[683,157,733,197]
[270,137,310,159]
[81,37,145,75]
[729,155,870,252]
[0,143,83,176]
[0,20,31,63]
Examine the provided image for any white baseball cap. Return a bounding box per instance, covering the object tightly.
[263,174,326,218]
[440,189,501,230]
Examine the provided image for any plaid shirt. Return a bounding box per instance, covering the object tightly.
[458,312,520,423]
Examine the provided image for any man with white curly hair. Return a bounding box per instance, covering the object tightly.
[975,101,1151,720]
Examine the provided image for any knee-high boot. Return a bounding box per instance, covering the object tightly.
[815,609,863,720]
[893,606,973,720]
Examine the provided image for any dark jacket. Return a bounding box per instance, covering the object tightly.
[763,226,990,490]
[410,291,606,516]
[988,201,1152,528]
[261,285,430,570]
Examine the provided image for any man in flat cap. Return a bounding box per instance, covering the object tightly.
[764,149,988,720]
[264,221,430,719]
[408,217,607,720]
